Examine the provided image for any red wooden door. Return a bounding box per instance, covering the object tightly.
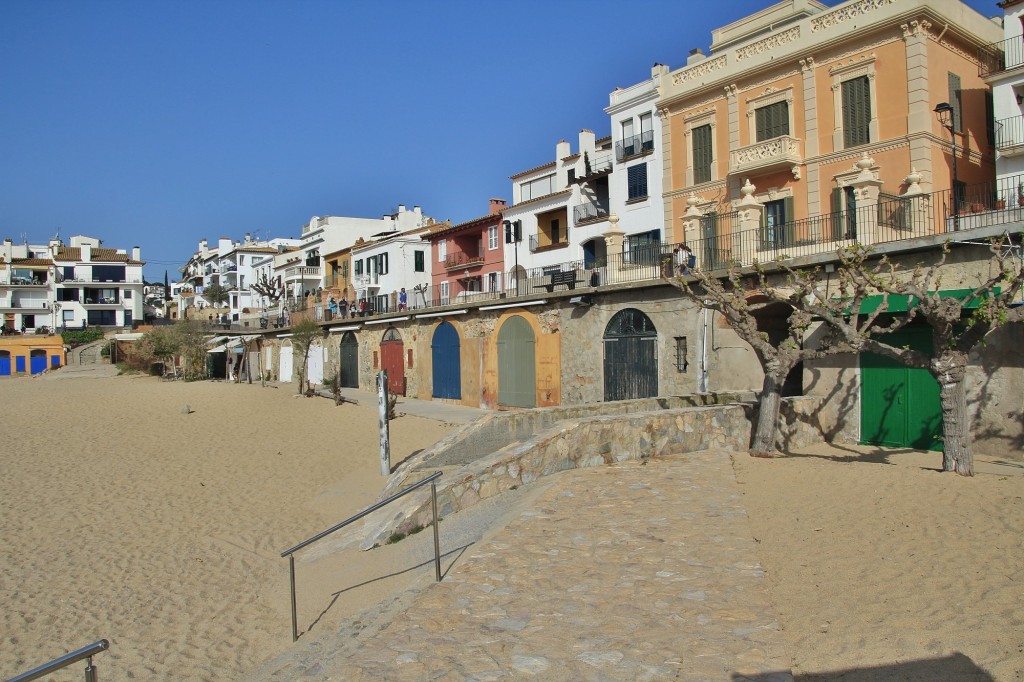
[380,327,405,396]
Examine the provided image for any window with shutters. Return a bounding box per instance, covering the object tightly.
[756,101,789,141]
[438,239,447,262]
[948,72,963,134]
[842,76,872,148]
[414,250,424,272]
[627,163,648,201]
[692,124,713,183]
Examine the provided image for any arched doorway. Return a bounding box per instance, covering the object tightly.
[431,321,461,399]
[0,350,10,376]
[29,349,47,375]
[497,315,536,408]
[339,331,359,388]
[279,342,293,382]
[380,327,405,396]
[603,308,658,401]
[507,265,528,297]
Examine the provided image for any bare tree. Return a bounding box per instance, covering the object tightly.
[779,239,1024,476]
[664,263,848,457]
[250,272,284,307]
[202,282,230,308]
[290,319,322,396]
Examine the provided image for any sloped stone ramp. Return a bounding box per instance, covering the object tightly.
[247,450,793,681]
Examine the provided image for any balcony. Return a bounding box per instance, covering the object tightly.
[529,234,569,253]
[729,135,802,176]
[978,36,1024,78]
[353,273,380,290]
[5,276,49,286]
[284,265,321,282]
[615,130,654,161]
[573,199,610,225]
[444,252,485,271]
[996,115,1024,157]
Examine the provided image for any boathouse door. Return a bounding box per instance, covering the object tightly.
[431,321,461,400]
[497,315,536,408]
[340,331,359,388]
[30,349,47,374]
[0,350,10,375]
[279,343,293,382]
[603,308,658,402]
[380,327,405,396]
[307,341,324,386]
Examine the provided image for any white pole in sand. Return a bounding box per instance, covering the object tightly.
[377,370,391,476]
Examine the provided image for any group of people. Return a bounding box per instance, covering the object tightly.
[671,244,696,276]
[326,296,377,319]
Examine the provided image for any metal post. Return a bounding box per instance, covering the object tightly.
[84,657,96,682]
[377,370,391,476]
[951,132,959,231]
[289,554,298,642]
[431,481,441,582]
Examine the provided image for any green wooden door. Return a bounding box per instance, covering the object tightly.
[860,326,942,451]
[497,315,536,408]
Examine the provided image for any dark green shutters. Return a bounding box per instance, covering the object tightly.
[755,101,789,141]
[627,164,648,200]
[692,124,713,184]
[842,75,871,148]
[948,72,962,134]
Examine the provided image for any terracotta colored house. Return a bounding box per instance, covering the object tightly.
[424,199,507,306]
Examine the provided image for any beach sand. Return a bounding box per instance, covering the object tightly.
[0,373,455,680]
[3,371,1022,680]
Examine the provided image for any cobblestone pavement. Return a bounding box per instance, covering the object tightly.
[252,451,793,681]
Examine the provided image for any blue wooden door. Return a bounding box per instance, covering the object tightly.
[16,356,26,373]
[497,315,536,408]
[0,351,10,376]
[30,350,47,374]
[431,321,461,399]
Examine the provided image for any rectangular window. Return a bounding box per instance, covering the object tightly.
[488,271,498,292]
[354,259,363,276]
[755,101,789,141]
[842,75,871,148]
[675,337,688,372]
[520,174,555,202]
[438,240,447,262]
[762,197,794,249]
[692,124,713,184]
[640,112,654,151]
[627,163,648,200]
[439,281,449,305]
[830,187,859,240]
[124,289,132,299]
[625,229,661,265]
[488,224,499,250]
[414,250,425,272]
[948,71,963,134]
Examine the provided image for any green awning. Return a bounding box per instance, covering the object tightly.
[857,288,999,315]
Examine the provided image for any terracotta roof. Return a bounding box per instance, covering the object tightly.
[55,247,140,263]
[425,213,500,239]
[510,160,557,180]
[11,258,54,267]
[597,135,611,145]
[237,246,279,253]
[507,189,572,211]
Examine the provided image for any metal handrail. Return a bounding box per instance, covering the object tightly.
[6,639,109,682]
[280,470,443,642]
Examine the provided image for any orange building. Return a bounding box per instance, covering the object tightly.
[658,0,1001,266]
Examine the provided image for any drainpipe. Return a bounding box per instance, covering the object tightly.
[699,302,711,393]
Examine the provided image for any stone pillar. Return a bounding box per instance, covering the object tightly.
[849,153,883,244]
[736,179,764,233]
[901,167,931,234]
[679,193,704,245]
[604,213,625,280]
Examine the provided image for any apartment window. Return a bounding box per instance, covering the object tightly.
[621,118,635,153]
[238,255,245,266]
[521,174,555,202]
[842,75,871,148]
[124,289,132,299]
[692,124,713,184]
[762,197,794,249]
[438,239,447,262]
[487,271,499,292]
[830,187,859,240]
[948,71,963,134]
[625,229,661,265]
[627,163,648,201]
[639,112,653,151]
[354,259,363,276]
[439,281,449,305]
[488,224,499,250]
[756,101,789,141]
[414,250,425,272]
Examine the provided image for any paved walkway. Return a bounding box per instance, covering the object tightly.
[320,386,491,425]
[249,451,793,681]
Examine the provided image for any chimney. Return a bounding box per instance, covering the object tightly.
[579,129,596,156]
[81,244,92,262]
[556,139,571,159]
[2,238,12,263]
[489,198,507,215]
[132,246,141,261]
[398,204,406,214]
[687,48,706,65]
[652,63,669,80]
[244,232,251,243]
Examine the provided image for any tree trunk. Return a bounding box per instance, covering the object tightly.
[935,354,972,476]
[750,370,784,456]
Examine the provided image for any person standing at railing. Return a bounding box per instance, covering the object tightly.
[679,244,695,274]
[398,288,408,310]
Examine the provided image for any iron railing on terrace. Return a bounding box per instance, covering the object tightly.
[574,199,610,224]
[250,175,1024,327]
[996,114,1024,152]
[615,130,654,161]
[978,36,1023,77]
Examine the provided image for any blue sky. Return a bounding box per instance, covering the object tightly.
[0,0,1000,282]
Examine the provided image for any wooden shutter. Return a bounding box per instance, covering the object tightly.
[692,125,712,183]
[627,164,648,200]
[783,196,795,246]
[830,187,844,241]
[985,91,994,147]
[756,102,789,141]
[948,72,962,134]
[842,76,871,148]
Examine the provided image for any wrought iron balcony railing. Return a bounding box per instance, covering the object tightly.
[996,114,1024,155]
[573,199,610,224]
[529,234,570,252]
[615,130,654,161]
[444,252,485,270]
[978,36,1024,77]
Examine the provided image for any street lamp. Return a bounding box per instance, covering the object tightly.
[934,101,959,231]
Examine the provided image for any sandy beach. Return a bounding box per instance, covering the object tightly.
[0,373,455,680]
[2,370,1022,680]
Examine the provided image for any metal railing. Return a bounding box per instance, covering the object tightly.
[528,234,569,252]
[7,639,110,682]
[573,199,610,224]
[979,36,1023,77]
[615,130,654,161]
[279,471,443,642]
[995,114,1024,151]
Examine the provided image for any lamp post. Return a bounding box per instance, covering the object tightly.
[934,101,959,231]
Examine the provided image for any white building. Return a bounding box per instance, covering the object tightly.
[985,0,1024,194]
[351,224,436,313]
[1,235,144,331]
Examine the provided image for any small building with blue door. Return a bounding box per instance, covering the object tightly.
[0,334,64,376]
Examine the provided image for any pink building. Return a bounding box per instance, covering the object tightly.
[425,199,506,305]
